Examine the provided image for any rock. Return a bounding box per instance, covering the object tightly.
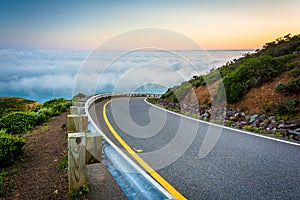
[260,122,268,129]
[249,114,258,124]
[291,119,300,125]
[230,115,239,122]
[271,119,276,124]
[245,115,251,122]
[201,112,210,119]
[278,124,285,129]
[259,114,266,121]
[267,124,274,131]
[252,120,260,128]
[268,116,275,120]
[286,124,298,129]
[288,129,300,140]
[239,112,246,120]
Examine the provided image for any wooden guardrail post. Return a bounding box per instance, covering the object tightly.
[70,106,78,115]
[68,99,102,191]
[67,114,78,132]
[68,132,86,191]
[67,114,88,133]
[85,132,102,164]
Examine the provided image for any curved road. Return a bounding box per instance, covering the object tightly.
[90,97,300,199]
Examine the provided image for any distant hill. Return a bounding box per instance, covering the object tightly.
[0,97,42,118]
[160,34,300,118]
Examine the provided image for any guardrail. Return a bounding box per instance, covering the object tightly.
[68,93,172,199]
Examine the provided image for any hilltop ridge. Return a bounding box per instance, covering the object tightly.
[150,34,300,141]
[0,97,42,118]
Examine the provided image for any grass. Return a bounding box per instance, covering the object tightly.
[69,182,89,197]
[59,151,68,169]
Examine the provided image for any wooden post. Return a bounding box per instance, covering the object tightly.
[68,115,88,133]
[78,115,88,133]
[73,101,85,107]
[77,107,85,115]
[68,132,86,191]
[70,106,78,115]
[67,115,78,132]
[85,132,102,164]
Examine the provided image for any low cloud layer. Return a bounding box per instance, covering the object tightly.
[0,49,249,102]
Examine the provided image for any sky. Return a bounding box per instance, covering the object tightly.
[0,0,299,50]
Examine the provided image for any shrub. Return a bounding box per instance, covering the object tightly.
[0,131,25,167]
[220,56,285,103]
[0,112,36,134]
[43,98,67,107]
[29,99,71,125]
[274,79,300,96]
[290,69,300,77]
[276,99,298,115]
[189,76,206,88]
[174,83,191,101]
[29,109,51,125]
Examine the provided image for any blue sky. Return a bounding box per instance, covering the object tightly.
[0,0,299,50]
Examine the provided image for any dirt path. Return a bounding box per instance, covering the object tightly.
[1,112,79,199]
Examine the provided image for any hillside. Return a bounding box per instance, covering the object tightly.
[151,34,300,140]
[0,97,42,118]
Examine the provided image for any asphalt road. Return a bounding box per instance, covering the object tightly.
[90,97,300,199]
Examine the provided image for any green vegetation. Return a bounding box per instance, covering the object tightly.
[59,151,68,169]
[161,88,179,103]
[290,68,300,77]
[258,33,300,57]
[161,34,300,107]
[0,97,71,169]
[30,98,72,125]
[61,123,67,130]
[220,55,290,103]
[188,75,206,88]
[244,125,266,134]
[0,130,25,167]
[0,97,39,118]
[161,81,192,103]
[0,112,36,135]
[69,182,89,197]
[0,97,72,196]
[274,78,300,96]
[276,98,298,115]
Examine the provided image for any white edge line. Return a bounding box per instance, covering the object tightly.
[85,95,175,199]
[144,98,300,147]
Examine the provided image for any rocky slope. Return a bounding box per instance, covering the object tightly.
[150,34,300,141]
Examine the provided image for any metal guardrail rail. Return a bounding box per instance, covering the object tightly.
[85,94,174,199]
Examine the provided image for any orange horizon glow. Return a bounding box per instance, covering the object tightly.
[2,1,299,51]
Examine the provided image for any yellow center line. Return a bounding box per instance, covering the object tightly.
[103,100,186,200]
